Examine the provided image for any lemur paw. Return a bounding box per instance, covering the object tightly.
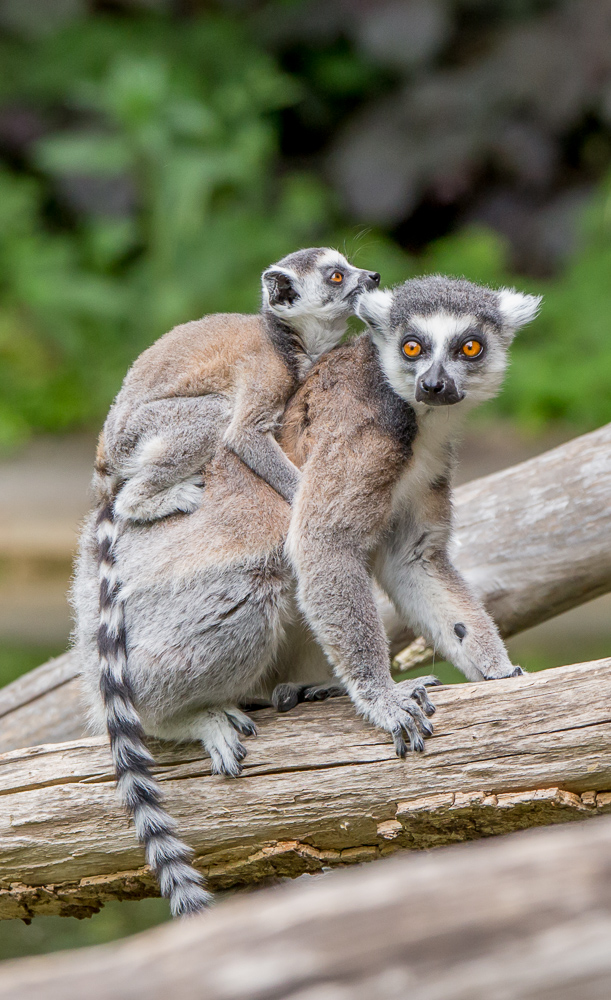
[272,682,346,713]
[483,663,524,680]
[199,708,256,778]
[225,707,258,738]
[114,476,204,522]
[360,678,438,757]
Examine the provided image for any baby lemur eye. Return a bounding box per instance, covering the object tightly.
[402,340,422,358]
[330,271,344,283]
[461,339,483,358]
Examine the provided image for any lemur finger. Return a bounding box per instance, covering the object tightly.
[411,685,436,717]
[398,716,426,754]
[271,683,301,713]
[392,727,408,758]
[302,683,345,702]
[208,745,243,778]
[392,714,427,755]
[397,697,434,737]
[225,708,258,737]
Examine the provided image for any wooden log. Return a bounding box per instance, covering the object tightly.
[2,807,611,999]
[0,654,83,754]
[1,659,611,922]
[2,422,611,754]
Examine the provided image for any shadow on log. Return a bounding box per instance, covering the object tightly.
[2,811,611,999]
[2,660,611,921]
[2,421,611,755]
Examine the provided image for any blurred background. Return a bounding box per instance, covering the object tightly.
[2,0,611,959]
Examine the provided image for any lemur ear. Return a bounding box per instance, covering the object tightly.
[355,288,393,336]
[497,288,542,331]
[262,268,300,308]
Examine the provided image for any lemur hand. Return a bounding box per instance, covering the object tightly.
[359,676,439,757]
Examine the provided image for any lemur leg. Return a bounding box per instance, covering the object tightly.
[109,396,229,522]
[286,533,436,755]
[157,707,257,778]
[377,548,522,682]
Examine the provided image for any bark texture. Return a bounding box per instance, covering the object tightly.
[3,422,611,755]
[1,660,611,921]
[2,811,611,999]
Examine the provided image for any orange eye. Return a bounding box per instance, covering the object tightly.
[402,340,422,358]
[330,271,344,283]
[461,339,483,358]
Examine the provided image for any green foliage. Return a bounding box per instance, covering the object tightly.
[0,642,63,688]
[0,899,170,961]
[1,11,611,448]
[0,14,333,448]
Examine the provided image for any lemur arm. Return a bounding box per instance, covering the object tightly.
[285,439,434,753]
[223,377,301,504]
[374,506,521,681]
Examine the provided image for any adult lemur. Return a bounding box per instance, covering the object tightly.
[96,247,380,520]
[73,274,540,917]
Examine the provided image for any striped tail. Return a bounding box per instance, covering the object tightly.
[95,502,211,917]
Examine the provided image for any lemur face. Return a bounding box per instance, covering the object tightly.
[261,248,380,326]
[357,276,541,411]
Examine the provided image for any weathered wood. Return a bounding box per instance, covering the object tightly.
[0,653,83,753]
[1,659,611,921]
[3,422,611,754]
[2,811,611,999]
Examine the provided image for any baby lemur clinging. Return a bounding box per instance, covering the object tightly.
[74,274,540,919]
[96,247,380,519]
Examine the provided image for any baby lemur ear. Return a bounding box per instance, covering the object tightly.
[262,268,300,308]
[497,288,542,333]
[355,288,393,336]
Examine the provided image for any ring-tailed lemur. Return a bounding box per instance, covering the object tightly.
[73,275,540,918]
[97,248,380,520]
[89,247,379,917]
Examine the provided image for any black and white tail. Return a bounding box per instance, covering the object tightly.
[95,501,211,917]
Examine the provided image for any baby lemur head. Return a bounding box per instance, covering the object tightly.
[356,275,541,411]
[261,248,380,358]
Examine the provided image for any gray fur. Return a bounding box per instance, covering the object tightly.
[104,248,377,522]
[73,274,539,918]
[83,248,380,919]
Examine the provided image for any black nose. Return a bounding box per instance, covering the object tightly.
[366,271,381,288]
[421,379,445,394]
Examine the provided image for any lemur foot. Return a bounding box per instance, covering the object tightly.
[198,708,256,777]
[225,706,258,738]
[482,664,524,680]
[114,476,204,522]
[359,676,439,758]
[272,682,346,713]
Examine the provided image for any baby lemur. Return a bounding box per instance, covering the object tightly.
[73,274,540,918]
[96,247,380,519]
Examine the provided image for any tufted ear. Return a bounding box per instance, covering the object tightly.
[262,268,300,308]
[497,288,542,331]
[355,288,393,336]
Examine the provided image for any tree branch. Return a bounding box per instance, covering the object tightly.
[3,422,611,754]
[2,659,611,921]
[2,802,611,998]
